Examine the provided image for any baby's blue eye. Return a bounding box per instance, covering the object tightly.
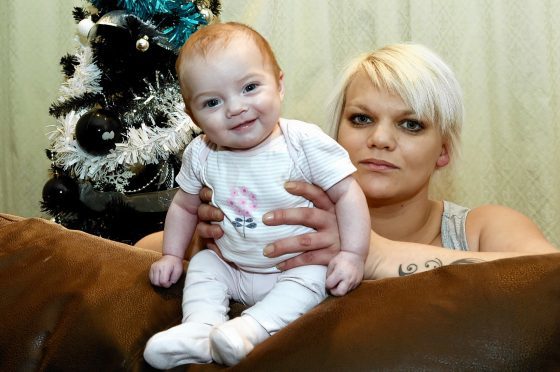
[244,83,258,93]
[205,98,220,108]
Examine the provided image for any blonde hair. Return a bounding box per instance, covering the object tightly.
[176,22,282,93]
[327,43,463,159]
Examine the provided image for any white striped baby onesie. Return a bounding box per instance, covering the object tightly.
[176,118,356,273]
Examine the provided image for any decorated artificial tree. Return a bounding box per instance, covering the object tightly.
[41,0,220,244]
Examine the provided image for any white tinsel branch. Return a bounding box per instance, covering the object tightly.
[48,108,199,182]
[59,43,102,99]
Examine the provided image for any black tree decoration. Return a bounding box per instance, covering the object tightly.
[42,0,221,244]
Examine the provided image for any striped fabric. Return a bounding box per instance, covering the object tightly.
[176,119,356,272]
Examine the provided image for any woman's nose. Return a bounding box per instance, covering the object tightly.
[366,123,396,150]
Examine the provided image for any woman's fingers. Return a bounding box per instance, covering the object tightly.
[262,207,339,256]
[195,221,224,240]
[264,231,338,257]
[284,181,335,212]
[199,186,213,202]
[197,182,341,271]
[263,206,336,229]
[262,188,341,269]
[277,248,337,271]
[197,203,224,222]
[196,189,224,240]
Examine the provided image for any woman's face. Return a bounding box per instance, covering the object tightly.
[337,71,449,207]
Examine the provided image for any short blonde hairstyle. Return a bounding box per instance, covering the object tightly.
[327,43,463,159]
[176,22,282,99]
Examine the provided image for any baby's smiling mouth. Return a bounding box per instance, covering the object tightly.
[232,119,256,131]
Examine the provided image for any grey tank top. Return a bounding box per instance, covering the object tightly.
[441,201,470,251]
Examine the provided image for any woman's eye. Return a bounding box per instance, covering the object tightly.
[244,83,258,93]
[399,119,423,132]
[204,98,221,108]
[350,114,372,126]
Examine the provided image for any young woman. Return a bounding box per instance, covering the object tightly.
[194,43,557,280]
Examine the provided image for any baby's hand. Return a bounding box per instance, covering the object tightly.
[149,254,184,288]
[326,251,364,296]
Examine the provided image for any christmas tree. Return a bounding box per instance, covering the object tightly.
[41,0,221,244]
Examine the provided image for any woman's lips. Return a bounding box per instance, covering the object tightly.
[359,158,399,171]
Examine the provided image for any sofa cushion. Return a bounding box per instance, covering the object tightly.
[0,215,182,371]
[0,213,559,371]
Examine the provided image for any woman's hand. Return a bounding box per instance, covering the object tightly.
[195,187,225,257]
[262,181,341,270]
[196,182,342,270]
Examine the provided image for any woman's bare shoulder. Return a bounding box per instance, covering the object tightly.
[466,204,557,253]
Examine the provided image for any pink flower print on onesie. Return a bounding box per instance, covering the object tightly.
[227,186,258,238]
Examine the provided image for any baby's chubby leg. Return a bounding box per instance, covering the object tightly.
[144,250,234,369]
[210,265,327,366]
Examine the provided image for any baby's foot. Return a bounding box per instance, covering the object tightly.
[209,316,269,366]
[143,322,213,369]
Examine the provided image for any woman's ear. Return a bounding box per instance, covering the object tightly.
[436,144,450,168]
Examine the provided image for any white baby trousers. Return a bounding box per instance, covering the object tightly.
[182,249,327,333]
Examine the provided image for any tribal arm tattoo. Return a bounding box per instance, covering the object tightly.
[398,258,486,276]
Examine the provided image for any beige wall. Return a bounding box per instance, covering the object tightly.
[2,1,560,246]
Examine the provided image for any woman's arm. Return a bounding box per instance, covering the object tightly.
[259,184,503,278]
[466,204,558,253]
[197,182,558,280]
[365,232,548,280]
[261,182,558,280]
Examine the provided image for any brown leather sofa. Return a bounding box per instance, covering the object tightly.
[1,213,559,371]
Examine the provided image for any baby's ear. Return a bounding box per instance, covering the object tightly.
[184,104,201,129]
[278,71,285,99]
[183,101,193,118]
[436,144,450,168]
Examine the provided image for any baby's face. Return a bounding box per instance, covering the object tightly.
[180,37,284,151]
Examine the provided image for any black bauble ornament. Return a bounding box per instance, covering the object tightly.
[42,176,80,207]
[75,108,123,155]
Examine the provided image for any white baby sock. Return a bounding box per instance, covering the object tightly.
[209,315,270,366]
[143,322,213,369]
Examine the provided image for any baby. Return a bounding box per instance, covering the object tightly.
[144,22,370,368]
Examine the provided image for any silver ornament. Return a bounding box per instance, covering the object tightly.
[200,8,214,23]
[77,18,95,38]
[77,18,95,45]
[136,36,150,52]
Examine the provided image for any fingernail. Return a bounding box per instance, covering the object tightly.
[211,228,219,239]
[276,262,285,270]
[262,213,273,223]
[263,244,274,257]
[284,181,295,190]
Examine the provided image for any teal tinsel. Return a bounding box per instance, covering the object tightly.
[90,0,208,51]
[158,2,207,50]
